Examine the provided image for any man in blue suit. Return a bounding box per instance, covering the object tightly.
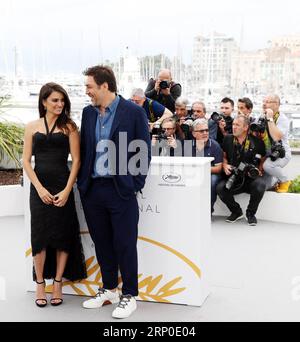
[77,65,151,319]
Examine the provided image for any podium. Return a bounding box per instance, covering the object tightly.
[25,157,212,307]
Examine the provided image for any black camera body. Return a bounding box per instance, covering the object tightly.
[159,81,170,90]
[152,124,168,142]
[225,163,245,190]
[270,141,285,161]
[250,116,267,134]
[157,133,168,141]
[152,123,163,136]
[211,112,233,132]
[177,116,194,139]
[226,159,261,191]
[211,112,224,122]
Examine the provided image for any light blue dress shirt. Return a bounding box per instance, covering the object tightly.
[92,95,120,178]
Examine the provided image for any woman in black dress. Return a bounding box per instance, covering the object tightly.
[23,83,86,307]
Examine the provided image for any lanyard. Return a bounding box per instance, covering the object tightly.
[233,134,250,166]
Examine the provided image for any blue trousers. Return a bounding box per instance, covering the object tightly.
[211,174,221,213]
[81,178,139,296]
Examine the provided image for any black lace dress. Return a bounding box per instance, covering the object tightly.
[30,118,86,281]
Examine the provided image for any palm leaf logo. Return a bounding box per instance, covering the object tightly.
[26,234,194,303]
[138,274,186,303]
[45,256,102,296]
[41,255,186,301]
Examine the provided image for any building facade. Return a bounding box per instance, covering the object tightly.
[192,33,238,97]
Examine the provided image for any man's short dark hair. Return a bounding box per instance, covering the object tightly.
[83,65,117,93]
[221,97,234,108]
[238,97,253,111]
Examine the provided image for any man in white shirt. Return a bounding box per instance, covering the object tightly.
[262,95,292,193]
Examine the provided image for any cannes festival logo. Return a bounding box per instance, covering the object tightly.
[162,173,182,184]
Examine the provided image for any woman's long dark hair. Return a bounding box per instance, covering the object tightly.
[38,83,77,133]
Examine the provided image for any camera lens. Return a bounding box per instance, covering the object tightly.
[248,167,259,179]
[159,81,169,89]
[211,112,222,122]
[226,174,236,190]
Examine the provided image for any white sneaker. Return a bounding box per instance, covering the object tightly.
[112,295,137,319]
[82,288,120,309]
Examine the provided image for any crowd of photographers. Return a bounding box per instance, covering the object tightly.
[130,69,292,227]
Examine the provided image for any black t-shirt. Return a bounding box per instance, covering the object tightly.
[223,134,266,167]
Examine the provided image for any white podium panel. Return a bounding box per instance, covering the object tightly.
[25,157,212,307]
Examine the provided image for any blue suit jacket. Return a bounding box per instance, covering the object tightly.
[77,96,151,198]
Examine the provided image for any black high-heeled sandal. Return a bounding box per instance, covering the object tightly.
[50,279,64,306]
[35,280,48,308]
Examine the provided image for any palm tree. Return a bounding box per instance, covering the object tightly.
[0,97,24,169]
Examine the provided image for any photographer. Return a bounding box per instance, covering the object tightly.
[145,69,182,113]
[260,95,292,193]
[213,97,235,146]
[175,97,189,122]
[188,119,223,213]
[216,115,267,226]
[237,97,255,122]
[192,101,218,140]
[151,117,183,157]
[192,101,206,119]
[130,88,173,131]
[174,97,193,140]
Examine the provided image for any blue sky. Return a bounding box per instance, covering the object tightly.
[1,0,299,76]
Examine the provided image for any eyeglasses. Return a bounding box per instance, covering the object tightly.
[163,127,175,131]
[194,129,209,133]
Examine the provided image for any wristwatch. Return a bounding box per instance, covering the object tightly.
[267,118,274,123]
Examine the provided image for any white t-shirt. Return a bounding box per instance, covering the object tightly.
[276,112,291,154]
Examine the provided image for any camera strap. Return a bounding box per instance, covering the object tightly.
[148,99,156,123]
[266,121,274,146]
[233,134,251,166]
[170,82,180,90]
[230,134,256,191]
[265,112,280,146]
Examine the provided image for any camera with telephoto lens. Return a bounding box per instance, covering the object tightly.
[152,123,168,141]
[159,80,170,90]
[177,115,194,137]
[225,155,262,190]
[211,112,233,132]
[250,116,267,134]
[270,141,285,161]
